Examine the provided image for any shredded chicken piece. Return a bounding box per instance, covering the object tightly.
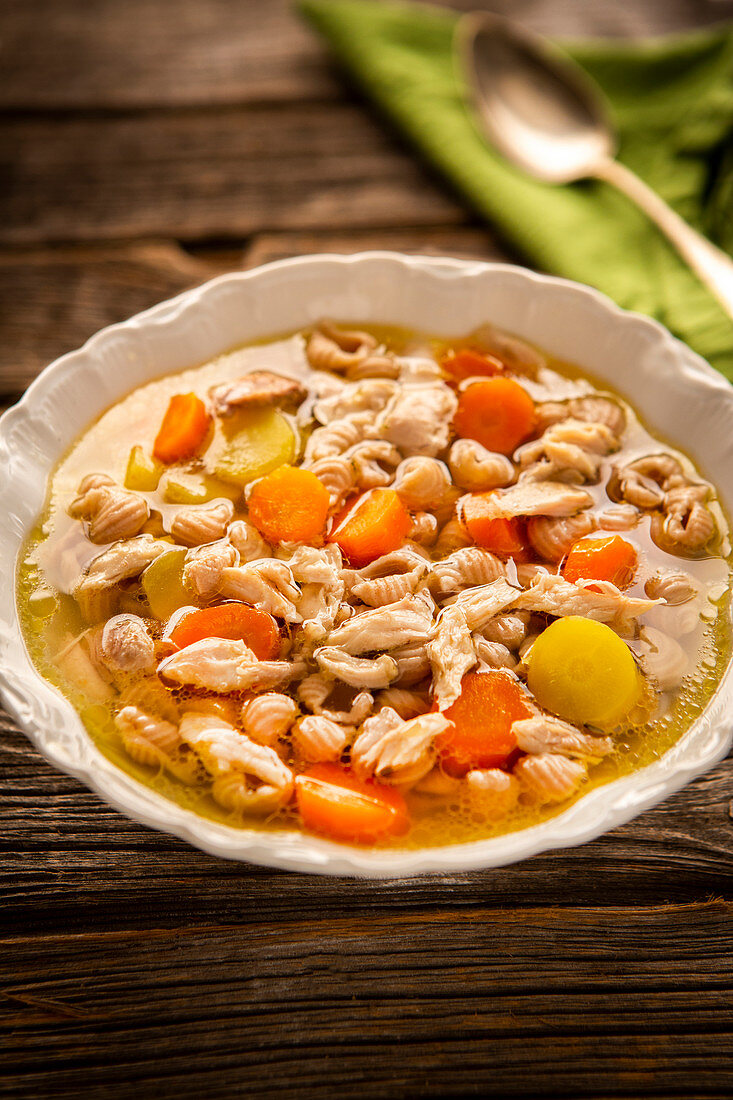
[378,383,458,457]
[391,640,431,685]
[514,753,588,803]
[69,473,150,544]
[100,613,155,674]
[352,710,450,786]
[74,536,171,622]
[452,578,520,632]
[326,593,435,655]
[210,371,306,416]
[460,481,593,523]
[313,379,399,424]
[512,715,613,759]
[227,519,270,563]
[292,715,351,763]
[158,637,295,694]
[220,559,301,622]
[516,572,660,634]
[314,648,399,688]
[428,604,477,710]
[182,539,238,600]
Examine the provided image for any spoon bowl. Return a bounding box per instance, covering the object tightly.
[457,12,733,318]
[458,13,614,183]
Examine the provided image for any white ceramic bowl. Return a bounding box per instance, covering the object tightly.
[1,252,732,877]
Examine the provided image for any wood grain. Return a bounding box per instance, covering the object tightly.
[2,105,467,247]
[3,0,733,1095]
[3,0,733,110]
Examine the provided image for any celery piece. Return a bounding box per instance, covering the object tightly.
[142,549,191,620]
[161,470,240,505]
[125,446,163,492]
[213,407,296,487]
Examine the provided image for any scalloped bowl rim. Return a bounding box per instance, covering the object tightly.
[1,251,732,878]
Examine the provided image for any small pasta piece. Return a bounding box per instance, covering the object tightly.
[472,637,516,671]
[306,322,378,373]
[374,687,430,720]
[304,455,356,509]
[448,440,514,492]
[292,715,350,763]
[480,612,529,651]
[241,693,298,746]
[434,517,473,557]
[527,513,597,563]
[644,570,698,605]
[429,547,505,598]
[393,457,452,510]
[170,499,234,547]
[69,474,150,545]
[514,753,587,803]
[410,512,439,547]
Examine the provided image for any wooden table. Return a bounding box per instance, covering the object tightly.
[3,2,733,1096]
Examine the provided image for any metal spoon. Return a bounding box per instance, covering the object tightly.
[457,13,733,319]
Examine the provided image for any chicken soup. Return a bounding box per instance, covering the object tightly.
[18,321,732,847]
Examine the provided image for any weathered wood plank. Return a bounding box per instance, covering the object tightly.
[0,243,221,397]
[1,902,732,1099]
[3,0,732,110]
[2,105,467,247]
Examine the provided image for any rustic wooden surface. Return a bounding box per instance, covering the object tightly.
[3,1,733,1097]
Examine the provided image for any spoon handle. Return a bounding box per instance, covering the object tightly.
[594,158,733,320]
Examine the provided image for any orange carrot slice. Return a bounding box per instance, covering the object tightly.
[453,377,535,455]
[442,348,504,383]
[562,535,638,590]
[295,763,409,844]
[168,603,280,659]
[437,670,533,776]
[153,393,211,464]
[329,488,412,567]
[248,464,330,544]
[461,498,531,561]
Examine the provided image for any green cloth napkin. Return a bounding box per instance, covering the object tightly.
[299,0,733,378]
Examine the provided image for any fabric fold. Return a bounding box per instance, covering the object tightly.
[299,0,733,378]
